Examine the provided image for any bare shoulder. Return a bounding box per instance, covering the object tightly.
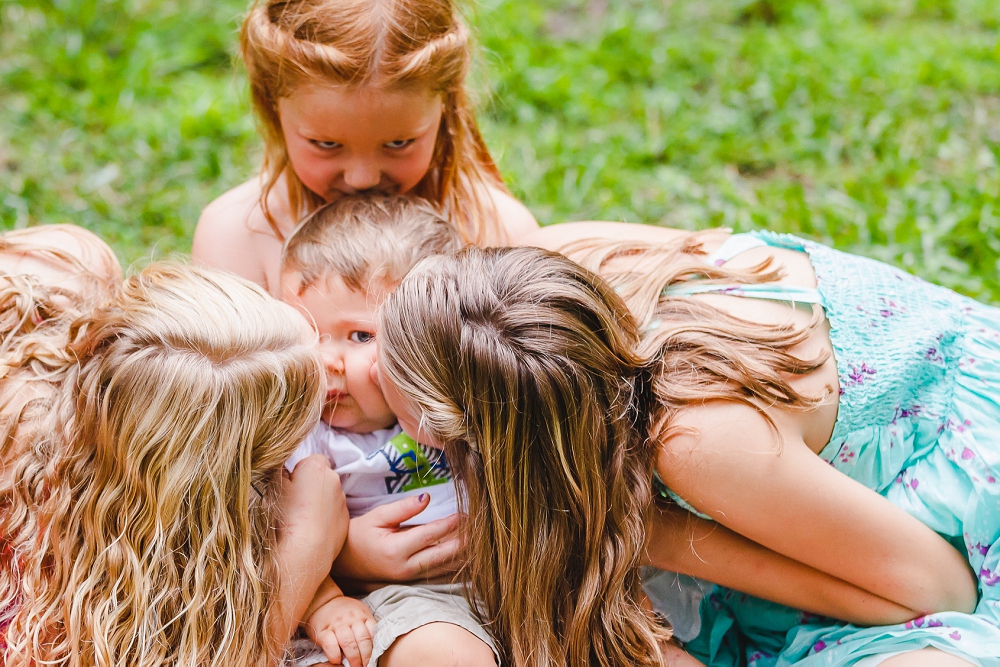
[486,186,538,244]
[195,178,267,242]
[193,179,275,282]
[519,221,700,252]
[659,401,782,463]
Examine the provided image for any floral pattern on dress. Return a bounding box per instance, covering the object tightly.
[684,232,1000,667]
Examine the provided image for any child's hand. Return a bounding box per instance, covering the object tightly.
[305,595,377,667]
[331,494,463,585]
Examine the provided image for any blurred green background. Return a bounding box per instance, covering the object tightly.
[2,0,999,299]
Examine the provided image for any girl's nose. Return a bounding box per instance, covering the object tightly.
[342,161,382,191]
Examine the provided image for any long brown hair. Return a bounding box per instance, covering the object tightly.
[240,0,508,244]
[560,232,829,442]
[0,262,324,666]
[377,247,669,667]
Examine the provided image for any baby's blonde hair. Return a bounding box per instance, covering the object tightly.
[377,247,670,667]
[281,195,464,295]
[241,0,508,244]
[0,261,324,666]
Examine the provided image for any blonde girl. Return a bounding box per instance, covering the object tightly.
[373,222,1000,667]
[194,0,537,294]
[0,225,347,666]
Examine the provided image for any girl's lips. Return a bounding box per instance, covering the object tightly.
[326,390,348,402]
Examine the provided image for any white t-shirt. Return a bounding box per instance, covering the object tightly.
[286,423,457,525]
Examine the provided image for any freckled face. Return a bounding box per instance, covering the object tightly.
[278,85,443,200]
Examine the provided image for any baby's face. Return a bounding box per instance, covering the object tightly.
[280,271,396,433]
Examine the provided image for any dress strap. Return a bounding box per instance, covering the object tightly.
[661,232,823,305]
[663,282,823,304]
[704,233,770,266]
[653,472,713,521]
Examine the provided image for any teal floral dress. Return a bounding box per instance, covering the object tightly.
[665,231,1000,666]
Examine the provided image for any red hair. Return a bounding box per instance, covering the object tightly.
[240,0,508,244]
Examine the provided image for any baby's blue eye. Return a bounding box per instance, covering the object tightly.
[384,139,414,149]
[311,140,342,149]
[349,331,375,344]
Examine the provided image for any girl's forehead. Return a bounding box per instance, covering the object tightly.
[282,83,442,115]
[278,83,443,139]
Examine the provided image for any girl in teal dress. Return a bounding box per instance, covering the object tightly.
[372,221,1000,667]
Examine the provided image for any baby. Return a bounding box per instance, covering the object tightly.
[280,196,498,667]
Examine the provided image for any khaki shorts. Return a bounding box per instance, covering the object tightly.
[287,582,499,667]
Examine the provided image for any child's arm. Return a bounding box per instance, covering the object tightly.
[656,401,978,620]
[519,220,698,252]
[303,578,376,667]
[192,179,272,286]
[273,455,350,646]
[646,502,918,625]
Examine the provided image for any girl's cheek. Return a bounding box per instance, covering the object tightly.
[394,136,438,191]
[284,135,335,177]
[295,152,335,178]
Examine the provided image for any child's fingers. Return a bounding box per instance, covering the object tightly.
[400,511,460,547]
[316,628,343,666]
[407,533,463,579]
[361,494,433,529]
[354,620,375,667]
[336,626,364,667]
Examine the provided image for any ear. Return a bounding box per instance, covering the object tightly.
[370,359,382,388]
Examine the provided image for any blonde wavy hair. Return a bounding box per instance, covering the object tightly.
[0,225,120,388]
[0,254,324,665]
[241,0,508,244]
[377,247,670,667]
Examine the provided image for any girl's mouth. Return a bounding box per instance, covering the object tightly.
[326,389,348,402]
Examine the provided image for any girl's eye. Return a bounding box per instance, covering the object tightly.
[384,139,414,149]
[349,331,375,344]
[311,140,342,150]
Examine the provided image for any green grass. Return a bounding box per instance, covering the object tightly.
[2,0,1000,299]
